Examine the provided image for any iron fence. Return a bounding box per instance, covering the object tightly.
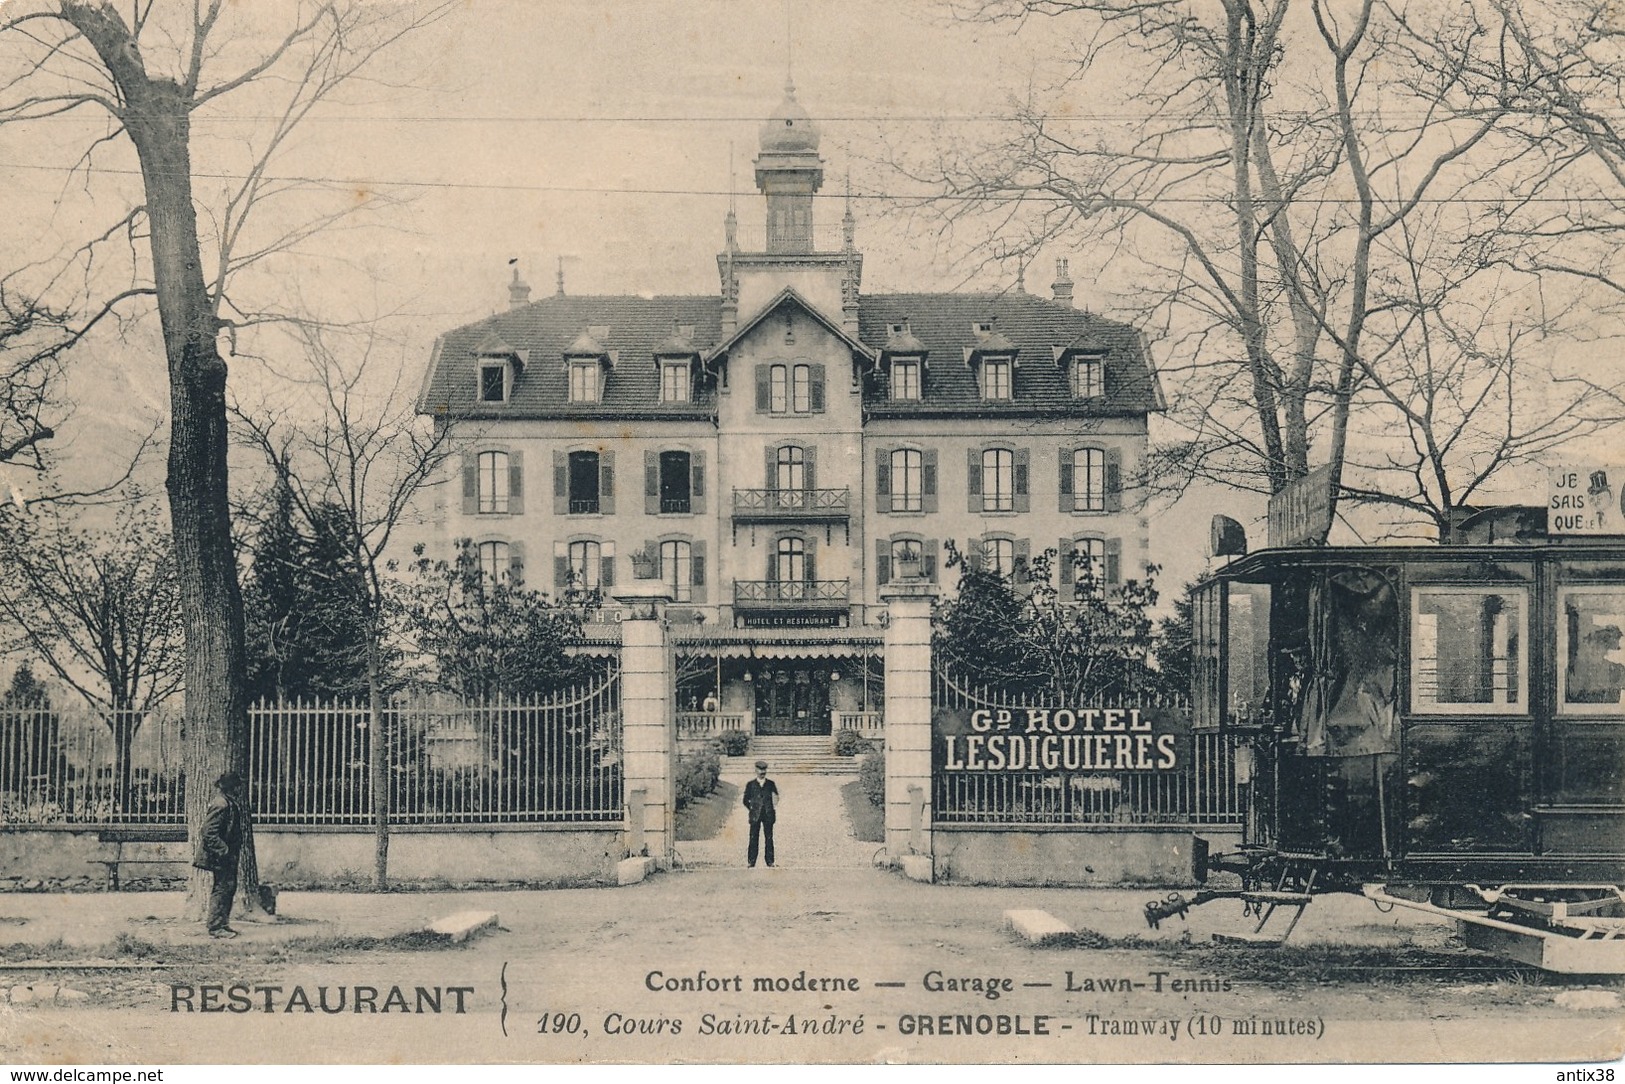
[0,663,624,828]
[932,669,1243,826]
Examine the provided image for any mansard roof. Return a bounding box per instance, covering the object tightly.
[420,290,1162,420]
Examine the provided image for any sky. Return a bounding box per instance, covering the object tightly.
[5,0,1614,595]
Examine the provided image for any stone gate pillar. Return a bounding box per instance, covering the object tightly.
[614,582,676,871]
[880,577,938,877]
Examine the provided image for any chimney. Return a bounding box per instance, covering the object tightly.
[508,265,531,309]
[1051,257,1074,307]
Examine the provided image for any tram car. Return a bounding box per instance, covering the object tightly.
[1144,507,1625,972]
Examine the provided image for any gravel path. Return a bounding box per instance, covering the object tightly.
[676,770,876,871]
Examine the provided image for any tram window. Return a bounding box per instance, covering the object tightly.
[1411,587,1526,713]
[1191,582,1223,730]
[1227,583,1271,724]
[1559,589,1625,714]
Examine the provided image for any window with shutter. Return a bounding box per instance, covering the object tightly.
[553,451,568,515]
[691,540,708,603]
[1105,448,1123,513]
[755,364,771,412]
[477,540,510,585]
[966,448,981,511]
[922,449,938,513]
[462,456,478,515]
[508,451,524,515]
[600,450,616,515]
[644,451,659,515]
[690,451,706,515]
[508,541,526,585]
[1014,449,1030,513]
[660,539,692,602]
[891,448,922,512]
[923,538,939,582]
[875,447,891,512]
[568,451,600,514]
[808,364,826,412]
[1074,447,1106,512]
[875,537,891,587]
[982,448,1014,512]
[659,451,692,514]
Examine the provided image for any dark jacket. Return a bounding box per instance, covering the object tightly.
[193,792,247,872]
[743,778,779,824]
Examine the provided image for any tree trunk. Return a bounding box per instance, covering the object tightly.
[60,2,258,919]
[369,634,390,890]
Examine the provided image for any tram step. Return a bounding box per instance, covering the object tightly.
[1240,891,1314,905]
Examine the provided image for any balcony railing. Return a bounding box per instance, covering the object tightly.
[732,487,849,521]
[733,579,850,609]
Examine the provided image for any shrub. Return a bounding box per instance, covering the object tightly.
[833,728,871,756]
[716,728,750,756]
[859,748,885,807]
[675,750,722,810]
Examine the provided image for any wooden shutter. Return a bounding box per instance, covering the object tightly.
[462,456,478,515]
[922,448,938,513]
[804,446,817,491]
[507,451,524,515]
[553,543,569,592]
[875,537,891,586]
[923,538,939,583]
[1059,446,1074,511]
[553,451,567,515]
[966,538,984,572]
[600,547,616,589]
[691,451,706,515]
[966,448,981,511]
[875,447,891,513]
[1105,536,1122,587]
[644,451,660,515]
[1014,448,1030,513]
[1105,447,1123,513]
[805,534,817,582]
[508,541,526,585]
[1015,538,1031,583]
[809,364,826,412]
[600,450,616,514]
[764,446,776,491]
[755,364,771,412]
[691,540,707,604]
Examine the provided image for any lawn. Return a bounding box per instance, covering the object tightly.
[676,779,739,841]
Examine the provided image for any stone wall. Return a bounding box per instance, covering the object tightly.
[932,826,1244,887]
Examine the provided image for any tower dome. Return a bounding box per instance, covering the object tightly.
[758,79,820,155]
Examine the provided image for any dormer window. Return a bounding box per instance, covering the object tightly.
[981,357,1012,400]
[892,358,921,401]
[479,360,509,403]
[1073,353,1105,399]
[569,360,600,403]
[661,360,691,403]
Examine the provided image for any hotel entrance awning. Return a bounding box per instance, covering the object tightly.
[670,627,883,659]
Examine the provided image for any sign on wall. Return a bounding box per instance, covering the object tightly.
[1267,464,1334,548]
[1549,466,1625,535]
[934,706,1189,772]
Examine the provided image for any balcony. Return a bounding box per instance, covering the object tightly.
[733,580,851,618]
[732,487,850,523]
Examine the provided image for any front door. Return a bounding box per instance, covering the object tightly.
[753,665,830,736]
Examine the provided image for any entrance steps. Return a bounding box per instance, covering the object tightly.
[730,735,867,775]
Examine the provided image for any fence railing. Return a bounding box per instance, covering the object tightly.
[835,711,884,738]
[732,488,851,520]
[734,580,851,607]
[0,664,624,828]
[676,711,750,743]
[931,668,1241,826]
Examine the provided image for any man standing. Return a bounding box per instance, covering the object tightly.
[742,760,779,868]
[193,772,247,939]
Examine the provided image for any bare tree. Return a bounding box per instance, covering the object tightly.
[0,501,183,811]
[0,1,450,913]
[914,1,1614,537]
[233,320,458,888]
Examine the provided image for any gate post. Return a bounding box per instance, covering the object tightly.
[880,577,938,877]
[614,583,676,872]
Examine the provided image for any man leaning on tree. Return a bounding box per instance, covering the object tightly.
[194,772,248,939]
